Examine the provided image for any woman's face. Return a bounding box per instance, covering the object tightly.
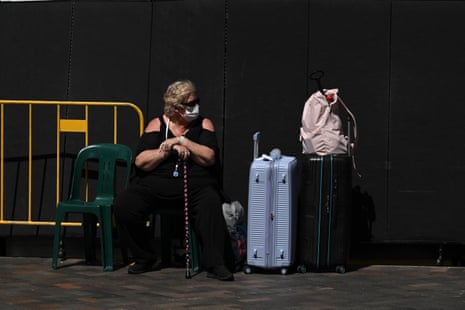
[178,93,198,113]
[185,92,197,104]
[177,92,200,122]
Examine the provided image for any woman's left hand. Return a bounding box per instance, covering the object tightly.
[173,144,190,161]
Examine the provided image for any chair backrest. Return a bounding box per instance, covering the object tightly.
[68,143,133,204]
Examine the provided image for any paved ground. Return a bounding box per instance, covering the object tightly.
[1,256,465,309]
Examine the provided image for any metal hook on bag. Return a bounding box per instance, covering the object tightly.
[309,70,334,103]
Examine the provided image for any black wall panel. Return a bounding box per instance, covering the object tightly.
[68,2,151,102]
[149,0,225,144]
[0,2,152,235]
[0,2,71,99]
[224,0,309,204]
[389,1,465,241]
[66,2,152,151]
[307,0,391,241]
[0,3,72,235]
[1,0,465,245]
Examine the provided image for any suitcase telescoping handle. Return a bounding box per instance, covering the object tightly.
[253,131,261,159]
[253,132,282,161]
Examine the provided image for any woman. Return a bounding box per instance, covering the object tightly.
[114,80,233,281]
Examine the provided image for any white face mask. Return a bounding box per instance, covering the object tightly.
[181,104,200,122]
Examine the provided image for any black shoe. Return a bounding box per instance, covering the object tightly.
[128,260,161,275]
[206,265,234,281]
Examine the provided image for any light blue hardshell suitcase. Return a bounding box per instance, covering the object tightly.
[245,132,298,275]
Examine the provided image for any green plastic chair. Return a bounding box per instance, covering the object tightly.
[52,143,133,271]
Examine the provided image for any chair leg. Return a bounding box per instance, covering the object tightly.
[58,239,66,261]
[101,208,114,271]
[189,226,201,273]
[52,211,64,269]
[83,214,98,265]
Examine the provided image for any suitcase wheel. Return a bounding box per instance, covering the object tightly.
[280,267,288,275]
[296,265,307,273]
[244,266,253,274]
[335,265,346,274]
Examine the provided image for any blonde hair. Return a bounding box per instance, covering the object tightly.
[163,80,196,117]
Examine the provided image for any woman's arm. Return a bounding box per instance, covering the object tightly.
[134,118,171,171]
[178,118,216,166]
[160,118,216,167]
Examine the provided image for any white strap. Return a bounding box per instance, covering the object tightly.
[165,119,170,140]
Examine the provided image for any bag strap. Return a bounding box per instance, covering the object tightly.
[337,96,362,178]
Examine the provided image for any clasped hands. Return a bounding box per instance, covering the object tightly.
[159,137,190,160]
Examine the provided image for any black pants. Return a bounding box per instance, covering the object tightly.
[113,182,231,270]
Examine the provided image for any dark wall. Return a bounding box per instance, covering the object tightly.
[0,0,464,243]
[388,1,465,241]
[224,0,309,218]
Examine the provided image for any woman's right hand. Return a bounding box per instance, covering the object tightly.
[159,137,179,152]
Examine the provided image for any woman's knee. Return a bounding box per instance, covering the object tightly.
[191,187,224,220]
[196,186,222,205]
[113,191,145,224]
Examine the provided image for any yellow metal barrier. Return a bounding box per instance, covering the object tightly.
[0,100,144,226]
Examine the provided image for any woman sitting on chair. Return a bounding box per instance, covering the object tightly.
[113,79,233,281]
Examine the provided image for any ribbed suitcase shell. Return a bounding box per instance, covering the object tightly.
[246,155,298,273]
[297,154,352,273]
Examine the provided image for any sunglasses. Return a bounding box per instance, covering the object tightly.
[182,97,200,107]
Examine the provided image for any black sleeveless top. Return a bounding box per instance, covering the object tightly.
[133,115,221,191]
